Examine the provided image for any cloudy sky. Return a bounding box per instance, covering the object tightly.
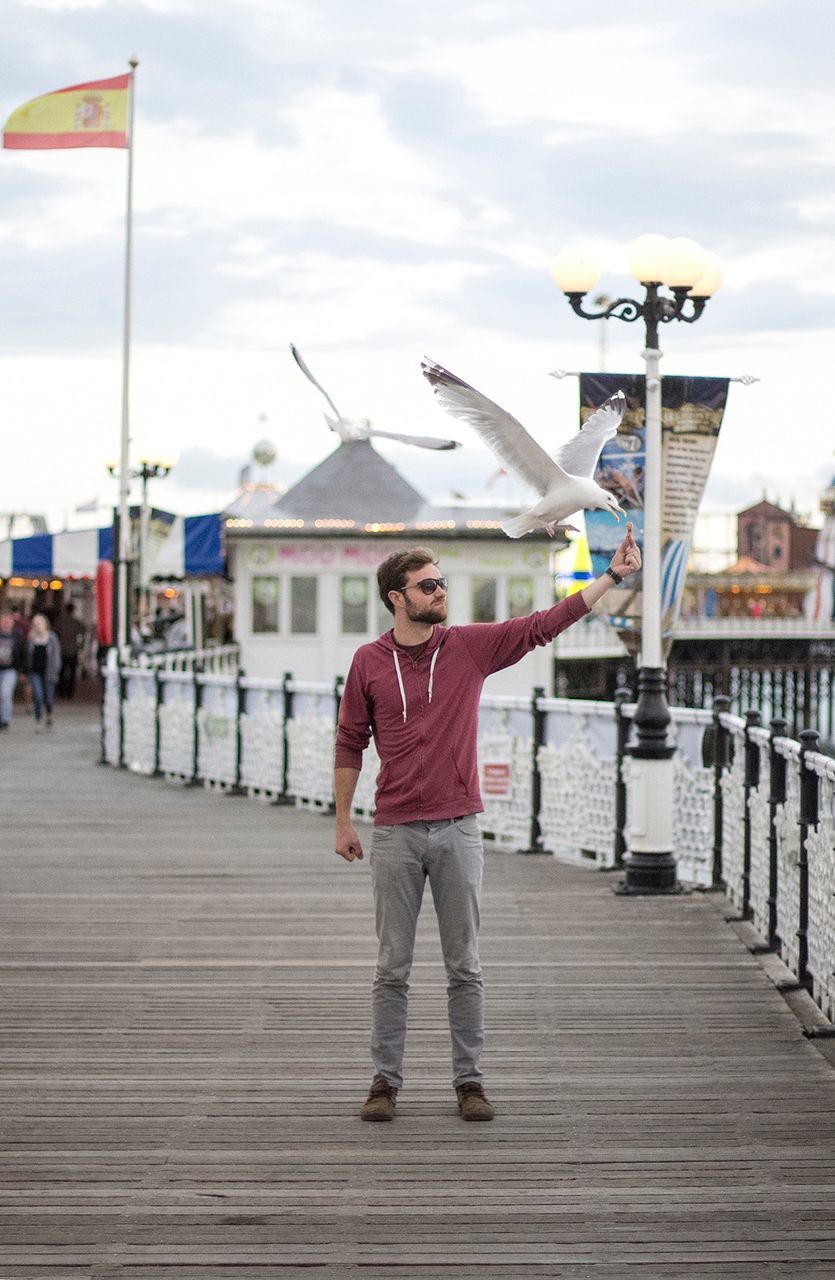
[2,0,834,539]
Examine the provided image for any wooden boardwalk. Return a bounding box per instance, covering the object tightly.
[2,703,835,1279]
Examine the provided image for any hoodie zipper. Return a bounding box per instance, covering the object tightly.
[389,631,442,819]
[391,646,440,724]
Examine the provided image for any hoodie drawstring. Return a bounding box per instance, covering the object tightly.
[393,651,408,723]
[392,645,440,723]
[428,647,439,705]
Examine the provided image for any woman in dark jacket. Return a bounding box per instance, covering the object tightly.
[0,608,26,728]
[25,613,61,730]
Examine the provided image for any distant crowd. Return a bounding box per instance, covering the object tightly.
[130,607,190,657]
[0,602,86,732]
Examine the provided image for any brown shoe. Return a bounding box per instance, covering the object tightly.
[361,1075,397,1121]
[456,1081,495,1121]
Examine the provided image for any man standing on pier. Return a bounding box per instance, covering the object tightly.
[334,528,641,1122]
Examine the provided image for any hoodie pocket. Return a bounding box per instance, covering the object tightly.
[453,751,476,794]
[424,749,472,803]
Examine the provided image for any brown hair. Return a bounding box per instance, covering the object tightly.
[377,546,438,615]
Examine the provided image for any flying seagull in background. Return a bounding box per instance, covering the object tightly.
[421,357,627,538]
[290,344,461,451]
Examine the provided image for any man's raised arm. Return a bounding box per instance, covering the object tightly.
[579,521,642,609]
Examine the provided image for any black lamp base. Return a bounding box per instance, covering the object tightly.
[615,851,683,895]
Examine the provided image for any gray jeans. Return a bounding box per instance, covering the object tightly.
[370,815,484,1090]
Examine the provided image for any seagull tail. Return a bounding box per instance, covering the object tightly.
[501,513,535,539]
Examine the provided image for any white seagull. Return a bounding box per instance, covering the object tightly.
[421,357,627,538]
[290,344,461,451]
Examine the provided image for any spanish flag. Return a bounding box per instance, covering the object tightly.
[3,74,131,150]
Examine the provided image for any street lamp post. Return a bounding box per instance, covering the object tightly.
[107,455,175,641]
[135,458,175,620]
[551,235,722,893]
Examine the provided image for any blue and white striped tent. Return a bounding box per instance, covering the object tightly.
[0,514,224,580]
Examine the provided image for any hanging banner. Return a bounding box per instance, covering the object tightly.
[581,373,730,654]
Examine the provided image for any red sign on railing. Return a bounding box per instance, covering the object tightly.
[482,761,512,797]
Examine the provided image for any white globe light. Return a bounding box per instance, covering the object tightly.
[550,247,601,294]
[688,250,723,297]
[628,234,671,284]
[135,442,179,469]
[253,439,277,467]
[137,454,178,471]
[661,237,706,288]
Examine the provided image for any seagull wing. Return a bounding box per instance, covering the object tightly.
[289,344,344,421]
[421,357,561,496]
[553,390,625,478]
[368,428,461,451]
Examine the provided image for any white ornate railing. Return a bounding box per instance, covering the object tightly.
[101,665,835,1025]
[131,643,240,674]
[775,738,802,976]
[807,754,835,1020]
[719,711,747,913]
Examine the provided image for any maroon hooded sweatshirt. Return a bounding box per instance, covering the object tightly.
[334,593,590,825]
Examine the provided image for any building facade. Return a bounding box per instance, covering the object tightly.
[224,439,564,696]
[737,499,818,572]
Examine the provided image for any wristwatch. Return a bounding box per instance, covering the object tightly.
[605,567,623,585]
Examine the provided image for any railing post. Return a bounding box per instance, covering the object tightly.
[766,717,788,950]
[153,668,163,777]
[274,671,295,807]
[191,668,203,785]
[233,669,246,794]
[711,695,731,888]
[521,686,546,855]
[613,689,630,869]
[329,676,345,815]
[802,664,814,735]
[99,655,109,765]
[797,728,820,990]
[741,708,762,919]
[118,654,126,769]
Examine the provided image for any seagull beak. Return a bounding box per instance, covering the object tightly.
[610,510,620,522]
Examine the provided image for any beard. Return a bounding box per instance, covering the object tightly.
[404,597,447,625]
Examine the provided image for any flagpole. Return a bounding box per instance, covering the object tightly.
[116,56,139,653]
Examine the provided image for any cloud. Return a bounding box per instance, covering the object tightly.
[726,241,835,297]
[167,445,248,489]
[2,0,835,536]
[215,250,491,348]
[22,0,176,9]
[1,86,470,252]
[792,194,835,227]
[387,20,835,144]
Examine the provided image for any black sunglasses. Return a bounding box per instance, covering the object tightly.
[401,576,447,596]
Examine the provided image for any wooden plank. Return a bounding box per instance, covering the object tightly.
[1,703,835,1276]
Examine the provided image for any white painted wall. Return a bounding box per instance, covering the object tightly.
[228,536,565,696]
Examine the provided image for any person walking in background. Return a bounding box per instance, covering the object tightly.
[11,606,30,640]
[25,613,61,731]
[0,609,26,729]
[53,602,86,698]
